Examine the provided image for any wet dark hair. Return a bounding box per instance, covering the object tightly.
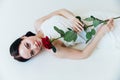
[10,31,35,62]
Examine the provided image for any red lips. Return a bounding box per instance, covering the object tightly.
[35,40,41,48]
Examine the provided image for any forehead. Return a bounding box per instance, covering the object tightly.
[19,39,31,59]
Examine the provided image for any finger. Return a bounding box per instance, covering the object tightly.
[106,18,114,30]
[73,18,84,27]
[107,18,114,24]
[75,22,84,31]
[74,25,82,32]
[75,19,84,27]
[72,27,79,32]
[71,18,84,32]
[77,20,84,27]
[72,20,84,30]
[107,19,114,26]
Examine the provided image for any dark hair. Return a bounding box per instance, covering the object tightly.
[10,31,35,62]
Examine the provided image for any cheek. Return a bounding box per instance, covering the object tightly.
[34,47,42,55]
[19,48,31,59]
[27,39,35,44]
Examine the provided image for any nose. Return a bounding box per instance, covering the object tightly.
[31,42,38,50]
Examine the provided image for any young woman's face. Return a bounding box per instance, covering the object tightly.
[19,36,42,59]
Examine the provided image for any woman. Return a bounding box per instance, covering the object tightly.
[10,9,114,62]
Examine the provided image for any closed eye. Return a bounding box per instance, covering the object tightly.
[25,42,31,49]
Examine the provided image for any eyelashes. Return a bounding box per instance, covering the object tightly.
[26,43,31,49]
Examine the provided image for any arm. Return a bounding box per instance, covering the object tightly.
[34,9,83,32]
[54,19,114,59]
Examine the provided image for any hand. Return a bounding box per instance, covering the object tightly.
[101,18,114,33]
[106,18,114,31]
[70,17,84,33]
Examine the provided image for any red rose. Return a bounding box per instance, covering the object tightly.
[41,36,53,49]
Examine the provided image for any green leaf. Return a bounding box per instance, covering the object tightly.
[76,16,86,27]
[76,16,81,21]
[64,31,77,42]
[67,28,72,31]
[93,20,101,27]
[83,25,88,31]
[86,32,93,43]
[86,32,92,40]
[52,46,56,53]
[84,17,94,21]
[91,29,96,35]
[103,21,107,24]
[86,39,90,43]
[90,16,96,19]
[73,33,77,41]
[54,26,65,37]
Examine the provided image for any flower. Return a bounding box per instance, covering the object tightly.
[41,25,78,53]
[41,36,56,52]
[41,36,53,49]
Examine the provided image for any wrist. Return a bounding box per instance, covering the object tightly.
[96,26,106,37]
[99,26,109,34]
